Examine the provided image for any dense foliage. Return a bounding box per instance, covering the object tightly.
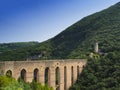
[70,50,120,90]
[0,42,39,52]
[0,42,40,61]
[0,75,53,90]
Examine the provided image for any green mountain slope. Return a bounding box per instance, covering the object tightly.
[0,42,39,60]
[49,2,120,59]
[0,2,120,60]
[0,42,39,52]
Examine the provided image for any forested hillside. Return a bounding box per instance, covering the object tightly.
[0,2,120,61]
[0,42,39,52]
[0,42,39,60]
[70,51,120,90]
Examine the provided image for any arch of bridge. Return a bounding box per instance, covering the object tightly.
[0,59,87,90]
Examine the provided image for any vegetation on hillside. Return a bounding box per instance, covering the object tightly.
[0,42,39,52]
[70,50,120,90]
[0,42,43,61]
[0,74,53,90]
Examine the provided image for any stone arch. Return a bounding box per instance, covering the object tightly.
[6,70,12,77]
[83,65,85,68]
[45,67,50,85]
[77,66,80,78]
[34,68,39,82]
[21,69,26,82]
[56,67,60,90]
[64,66,67,90]
[71,66,74,85]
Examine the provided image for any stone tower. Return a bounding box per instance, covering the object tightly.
[94,42,99,53]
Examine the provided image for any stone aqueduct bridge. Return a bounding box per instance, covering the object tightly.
[0,59,87,90]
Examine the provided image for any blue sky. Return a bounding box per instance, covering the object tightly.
[0,0,120,43]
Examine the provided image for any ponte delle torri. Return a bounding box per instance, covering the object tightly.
[0,59,87,90]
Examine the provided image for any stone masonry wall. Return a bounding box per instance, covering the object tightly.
[0,59,87,90]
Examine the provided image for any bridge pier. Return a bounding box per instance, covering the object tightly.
[26,71,33,82]
[66,65,72,90]
[60,66,64,90]
[73,65,77,83]
[39,68,45,85]
[49,66,56,90]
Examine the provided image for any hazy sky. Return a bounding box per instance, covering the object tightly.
[0,0,120,43]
